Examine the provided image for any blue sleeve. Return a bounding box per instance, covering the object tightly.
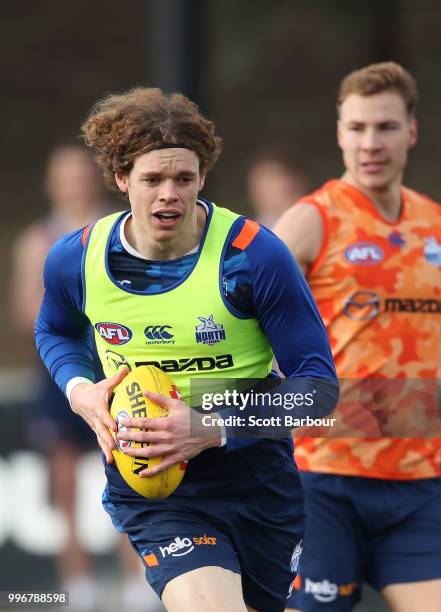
[35,230,95,394]
[250,226,336,380]
[224,223,338,451]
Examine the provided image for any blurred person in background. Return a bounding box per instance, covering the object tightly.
[10,145,161,612]
[274,62,441,612]
[247,145,309,228]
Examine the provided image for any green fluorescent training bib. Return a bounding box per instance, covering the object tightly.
[83,203,273,405]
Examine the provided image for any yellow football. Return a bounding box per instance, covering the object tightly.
[110,365,187,498]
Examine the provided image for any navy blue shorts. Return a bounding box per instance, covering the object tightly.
[103,453,304,612]
[27,367,96,452]
[28,354,105,453]
[287,472,441,611]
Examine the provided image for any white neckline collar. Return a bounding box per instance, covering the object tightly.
[119,199,209,260]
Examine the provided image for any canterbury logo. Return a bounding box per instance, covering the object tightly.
[144,325,174,341]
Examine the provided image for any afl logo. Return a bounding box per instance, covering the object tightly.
[95,322,132,345]
[115,410,131,451]
[344,242,384,266]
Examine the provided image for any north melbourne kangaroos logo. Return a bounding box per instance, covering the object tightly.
[105,350,131,372]
[195,315,226,346]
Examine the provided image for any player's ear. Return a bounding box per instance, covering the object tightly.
[115,172,129,193]
[336,120,343,149]
[198,169,206,192]
[408,117,418,149]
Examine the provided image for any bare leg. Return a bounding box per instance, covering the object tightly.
[49,442,92,580]
[381,579,441,612]
[162,566,248,612]
[49,442,98,612]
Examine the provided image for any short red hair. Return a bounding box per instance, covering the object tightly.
[337,62,418,117]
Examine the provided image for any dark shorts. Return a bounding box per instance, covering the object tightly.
[28,366,97,453]
[287,472,441,611]
[103,454,304,612]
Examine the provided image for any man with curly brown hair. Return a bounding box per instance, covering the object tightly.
[35,87,337,612]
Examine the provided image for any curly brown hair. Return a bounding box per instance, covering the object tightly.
[81,87,222,191]
[337,62,418,117]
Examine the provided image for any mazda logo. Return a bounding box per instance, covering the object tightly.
[343,290,380,320]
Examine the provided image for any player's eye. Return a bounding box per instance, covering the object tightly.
[380,123,398,131]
